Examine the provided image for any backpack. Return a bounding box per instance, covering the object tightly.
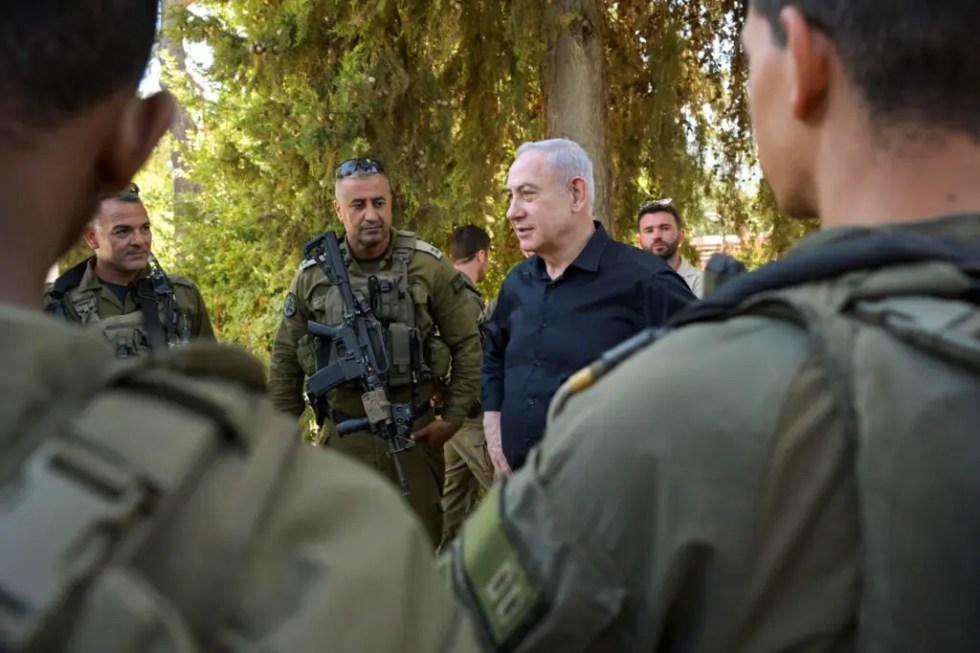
[0,344,299,653]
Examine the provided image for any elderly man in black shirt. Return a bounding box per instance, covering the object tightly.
[483,138,696,475]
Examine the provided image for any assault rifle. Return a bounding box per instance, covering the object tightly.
[303,231,416,495]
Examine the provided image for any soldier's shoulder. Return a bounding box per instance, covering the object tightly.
[169,273,202,291]
[400,230,444,262]
[299,256,318,272]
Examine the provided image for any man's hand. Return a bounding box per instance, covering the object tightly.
[410,419,460,449]
[484,411,512,478]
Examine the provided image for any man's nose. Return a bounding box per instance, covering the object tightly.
[506,199,522,221]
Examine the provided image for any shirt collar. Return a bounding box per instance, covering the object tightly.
[461,273,482,296]
[529,221,609,278]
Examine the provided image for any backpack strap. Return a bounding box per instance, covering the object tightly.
[673,229,980,327]
[0,345,297,652]
[134,278,168,351]
[44,259,91,319]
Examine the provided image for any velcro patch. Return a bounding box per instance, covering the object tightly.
[415,240,444,260]
[458,485,544,648]
[300,257,317,271]
[283,292,298,318]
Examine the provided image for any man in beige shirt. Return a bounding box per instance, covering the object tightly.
[637,200,704,298]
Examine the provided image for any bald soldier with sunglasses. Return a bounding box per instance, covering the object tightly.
[269,157,482,547]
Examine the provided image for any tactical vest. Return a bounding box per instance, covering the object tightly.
[0,344,296,652]
[302,231,451,394]
[46,259,191,358]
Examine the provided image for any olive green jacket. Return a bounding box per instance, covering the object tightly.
[269,229,481,425]
[444,213,980,653]
[44,257,214,341]
[1,304,480,652]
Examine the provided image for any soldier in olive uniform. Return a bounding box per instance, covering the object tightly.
[269,158,482,547]
[45,184,214,356]
[0,3,480,651]
[443,1,980,651]
[440,225,497,548]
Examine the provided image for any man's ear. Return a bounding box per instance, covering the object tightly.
[94,91,174,197]
[83,221,100,251]
[678,228,686,246]
[782,6,829,120]
[569,177,589,213]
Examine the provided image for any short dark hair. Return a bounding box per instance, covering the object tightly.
[637,202,684,231]
[0,2,159,139]
[750,0,980,139]
[450,225,491,262]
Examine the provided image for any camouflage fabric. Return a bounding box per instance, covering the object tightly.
[442,213,980,653]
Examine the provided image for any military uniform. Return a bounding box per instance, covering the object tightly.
[44,256,214,356]
[441,275,495,547]
[269,229,482,547]
[442,214,980,652]
[0,304,480,652]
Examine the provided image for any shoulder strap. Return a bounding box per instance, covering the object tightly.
[674,229,980,327]
[45,259,92,318]
[135,278,168,351]
[0,348,296,652]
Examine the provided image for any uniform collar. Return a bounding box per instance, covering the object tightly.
[79,256,153,291]
[341,228,399,274]
[460,272,482,297]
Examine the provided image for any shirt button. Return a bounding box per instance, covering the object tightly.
[534,360,543,366]
[540,322,548,328]
[527,399,536,406]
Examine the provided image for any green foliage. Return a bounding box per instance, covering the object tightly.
[119,0,797,357]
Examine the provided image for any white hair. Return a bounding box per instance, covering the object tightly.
[515,138,595,209]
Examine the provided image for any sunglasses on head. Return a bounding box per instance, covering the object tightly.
[335,157,386,179]
[112,182,140,201]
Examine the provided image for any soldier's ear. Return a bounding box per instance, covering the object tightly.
[83,220,100,251]
[93,92,175,198]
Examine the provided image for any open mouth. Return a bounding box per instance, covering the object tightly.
[515,226,534,239]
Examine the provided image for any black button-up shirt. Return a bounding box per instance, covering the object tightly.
[482,222,697,469]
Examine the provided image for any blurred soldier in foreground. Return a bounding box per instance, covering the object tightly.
[0,2,479,651]
[443,0,980,651]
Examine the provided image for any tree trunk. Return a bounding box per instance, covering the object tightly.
[159,0,199,251]
[541,0,612,237]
